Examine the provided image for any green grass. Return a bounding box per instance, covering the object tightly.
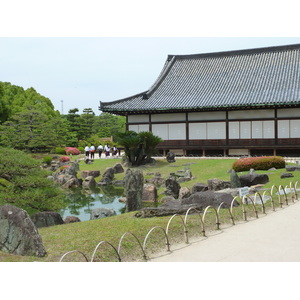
[1,157,299,262]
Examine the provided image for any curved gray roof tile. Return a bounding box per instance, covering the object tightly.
[100,44,300,115]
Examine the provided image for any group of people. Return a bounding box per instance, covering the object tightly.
[84,144,118,159]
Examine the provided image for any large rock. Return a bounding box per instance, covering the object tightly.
[0,205,47,257]
[64,216,81,223]
[82,176,96,189]
[286,165,300,172]
[177,168,193,183]
[178,187,191,200]
[81,170,100,178]
[31,211,64,228]
[146,173,165,186]
[239,173,269,187]
[230,170,241,188]
[53,162,80,188]
[90,208,116,220]
[124,169,144,212]
[192,182,208,193]
[165,177,181,198]
[113,163,124,174]
[161,196,176,203]
[281,173,294,178]
[98,167,115,185]
[207,178,231,191]
[136,189,239,218]
[62,177,80,189]
[135,200,199,218]
[166,152,176,163]
[182,190,238,209]
[142,184,158,202]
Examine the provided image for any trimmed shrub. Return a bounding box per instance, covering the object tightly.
[232,156,285,172]
[65,147,80,155]
[42,156,52,165]
[59,156,71,163]
[78,147,84,154]
[56,147,66,155]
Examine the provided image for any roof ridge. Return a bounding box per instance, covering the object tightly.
[168,43,300,60]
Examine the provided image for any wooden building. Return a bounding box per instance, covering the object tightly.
[100,44,300,157]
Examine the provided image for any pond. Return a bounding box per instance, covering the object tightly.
[59,186,126,221]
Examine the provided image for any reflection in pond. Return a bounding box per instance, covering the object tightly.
[60,186,126,221]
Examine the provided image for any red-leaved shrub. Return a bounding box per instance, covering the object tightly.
[59,156,71,163]
[64,147,80,155]
[232,156,285,172]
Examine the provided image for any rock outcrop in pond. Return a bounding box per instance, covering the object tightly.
[90,208,116,220]
[31,211,64,228]
[124,169,144,212]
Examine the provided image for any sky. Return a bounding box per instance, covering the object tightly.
[1,1,300,116]
[2,37,300,115]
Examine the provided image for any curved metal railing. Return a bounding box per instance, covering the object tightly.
[117,231,147,261]
[166,214,188,244]
[184,207,205,237]
[59,250,89,262]
[91,240,121,262]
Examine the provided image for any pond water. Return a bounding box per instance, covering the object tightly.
[59,186,126,221]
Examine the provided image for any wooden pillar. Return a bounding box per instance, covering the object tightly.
[186,112,189,148]
[149,113,152,132]
[225,111,229,146]
[125,114,129,131]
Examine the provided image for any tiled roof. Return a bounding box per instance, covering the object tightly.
[100,44,300,115]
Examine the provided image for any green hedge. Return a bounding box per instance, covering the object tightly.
[232,156,285,172]
[55,147,66,155]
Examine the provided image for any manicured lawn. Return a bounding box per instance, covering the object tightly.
[1,157,299,262]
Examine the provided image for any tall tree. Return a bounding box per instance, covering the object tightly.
[0,82,59,124]
[0,82,10,123]
[93,113,126,139]
[0,107,67,152]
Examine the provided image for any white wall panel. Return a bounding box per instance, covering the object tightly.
[152,124,168,140]
[278,120,290,138]
[128,114,149,123]
[169,124,186,140]
[207,122,226,139]
[278,108,300,118]
[252,121,263,138]
[189,123,207,139]
[229,122,239,139]
[128,125,139,132]
[188,111,226,121]
[263,121,275,138]
[290,120,300,138]
[151,113,186,122]
[228,109,274,120]
[128,124,149,133]
[240,122,251,138]
[138,124,150,132]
